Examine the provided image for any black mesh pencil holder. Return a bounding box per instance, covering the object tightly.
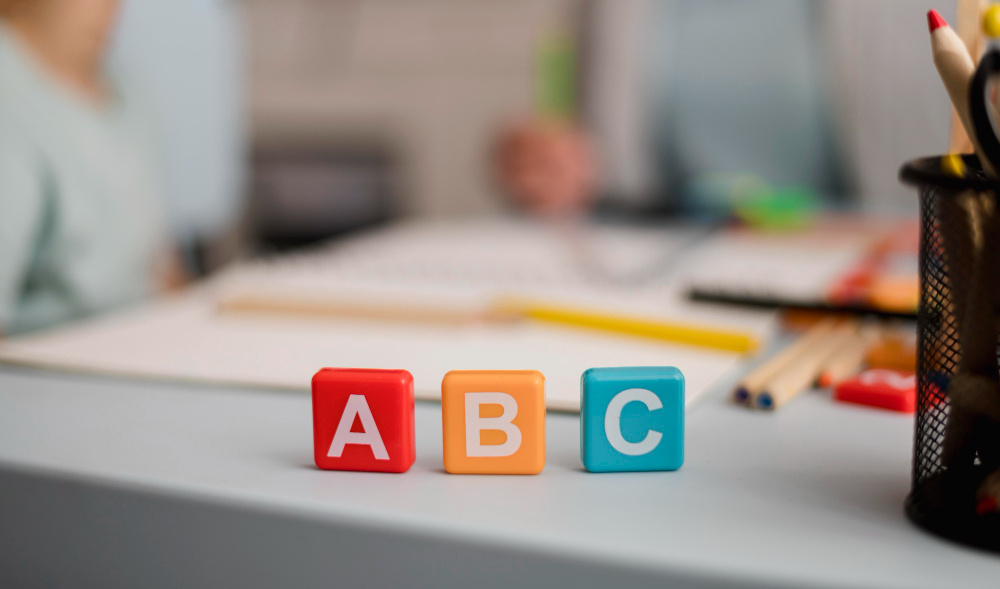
[900,154,1000,552]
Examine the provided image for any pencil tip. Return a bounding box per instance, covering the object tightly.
[928,9,947,33]
[756,393,774,410]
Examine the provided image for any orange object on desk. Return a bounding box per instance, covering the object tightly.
[441,370,546,475]
[867,277,920,315]
[865,336,917,372]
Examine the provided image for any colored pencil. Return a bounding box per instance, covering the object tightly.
[949,0,988,153]
[929,9,998,176]
[816,326,881,388]
[218,294,758,354]
[754,322,858,411]
[731,319,837,405]
[518,302,759,354]
[217,295,515,326]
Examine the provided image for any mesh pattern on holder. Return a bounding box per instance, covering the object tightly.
[903,155,1000,552]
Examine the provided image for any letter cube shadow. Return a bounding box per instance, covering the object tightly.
[581,367,684,473]
[312,368,416,473]
[441,370,546,475]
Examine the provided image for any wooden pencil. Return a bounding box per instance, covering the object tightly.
[218,294,759,354]
[939,193,977,332]
[815,325,881,388]
[929,9,999,176]
[949,0,988,154]
[217,295,513,326]
[754,323,858,411]
[959,205,1000,376]
[730,319,838,405]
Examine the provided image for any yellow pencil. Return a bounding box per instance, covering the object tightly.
[512,302,759,354]
[218,293,758,354]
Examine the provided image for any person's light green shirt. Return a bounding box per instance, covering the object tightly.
[0,24,168,335]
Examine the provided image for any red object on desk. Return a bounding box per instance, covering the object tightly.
[312,368,416,473]
[834,369,916,413]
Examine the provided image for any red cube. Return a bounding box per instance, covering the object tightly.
[312,368,416,473]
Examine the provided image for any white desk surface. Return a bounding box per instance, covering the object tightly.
[1,365,999,589]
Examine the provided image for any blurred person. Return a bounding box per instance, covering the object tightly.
[0,0,179,336]
[496,0,943,217]
[496,118,599,217]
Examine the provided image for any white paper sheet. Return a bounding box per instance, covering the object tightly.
[0,219,777,411]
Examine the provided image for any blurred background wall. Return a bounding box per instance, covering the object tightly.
[822,1,953,213]
[108,0,957,257]
[586,0,953,214]
[245,0,574,220]
[110,0,247,256]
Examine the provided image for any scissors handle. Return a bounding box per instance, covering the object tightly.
[970,47,1000,173]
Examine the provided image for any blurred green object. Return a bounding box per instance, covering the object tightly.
[536,31,576,119]
[734,185,818,231]
[683,174,818,230]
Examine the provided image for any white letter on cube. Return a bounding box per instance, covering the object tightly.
[605,388,663,456]
[465,392,522,457]
[328,394,390,460]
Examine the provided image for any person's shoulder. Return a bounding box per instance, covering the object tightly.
[0,24,27,91]
[0,63,39,157]
[0,105,34,156]
[0,51,43,173]
[0,104,44,212]
[107,69,144,105]
[106,69,157,129]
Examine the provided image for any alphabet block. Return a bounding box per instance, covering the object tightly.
[312,368,416,473]
[441,370,546,474]
[580,367,684,473]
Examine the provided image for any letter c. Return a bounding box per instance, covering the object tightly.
[605,388,663,456]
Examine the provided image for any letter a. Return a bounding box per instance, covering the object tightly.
[465,392,522,457]
[328,394,390,460]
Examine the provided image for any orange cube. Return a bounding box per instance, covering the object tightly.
[441,370,546,475]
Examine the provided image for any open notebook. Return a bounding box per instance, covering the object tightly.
[686,219,919,317]
[0,219,776,411]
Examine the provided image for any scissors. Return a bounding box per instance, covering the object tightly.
[970,47,1000,173]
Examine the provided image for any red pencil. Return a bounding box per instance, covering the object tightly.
[928,9,997,176]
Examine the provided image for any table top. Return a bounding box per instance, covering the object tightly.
[2,365,999,588]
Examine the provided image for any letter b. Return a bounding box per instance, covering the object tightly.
[465,392,522,457]
[442,370,546,474]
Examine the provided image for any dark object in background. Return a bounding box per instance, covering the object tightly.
[250,144,397,251]
[900,154,1000,553]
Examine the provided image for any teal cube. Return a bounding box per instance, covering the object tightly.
[580,367,684,473]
